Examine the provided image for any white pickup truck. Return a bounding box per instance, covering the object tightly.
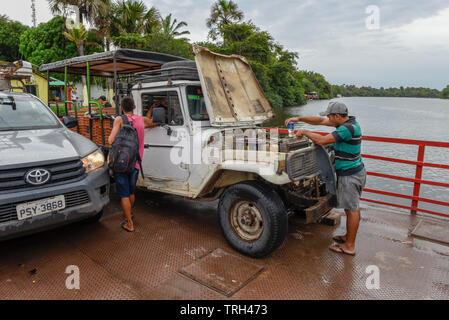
[129,46,337,258]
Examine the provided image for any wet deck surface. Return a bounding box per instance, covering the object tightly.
[1,190,449,300]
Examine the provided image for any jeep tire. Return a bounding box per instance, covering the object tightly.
[218,181,288,258]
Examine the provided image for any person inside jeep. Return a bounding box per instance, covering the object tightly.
[146,97,179,125]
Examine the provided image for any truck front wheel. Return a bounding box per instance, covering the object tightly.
[218,181,288,258]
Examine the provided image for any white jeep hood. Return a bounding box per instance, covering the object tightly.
[193,46,273,127]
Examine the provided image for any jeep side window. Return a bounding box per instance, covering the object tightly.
[141,92,184,126]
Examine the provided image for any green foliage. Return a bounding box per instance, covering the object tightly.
[206,0,244,40]
[19,16,101,66]
[299,71,332,99]
[110,0,161,36]
[159,13,190,38]
[146,33,193,59]
[440,85,449,99]
[332,84,441,98]
[198,21,329,108]
[112,32,193,59]
[0,16,29,62]
[19,16,78,66]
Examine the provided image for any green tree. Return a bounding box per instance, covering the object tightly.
[0,16,29,62]
[441,85,449,99]
[48,0,108,56]
[19,16,78,65]
[47,0,107,24]
[19,16,100,65]
[110,0,160,36]
[92,0,113,50]
[206,0,244,40]
[199,21,309,108]
[159,14,190,39]
[64,23,101,55]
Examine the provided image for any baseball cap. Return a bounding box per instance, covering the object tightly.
[319,102,348,116]
[99,95,107,101]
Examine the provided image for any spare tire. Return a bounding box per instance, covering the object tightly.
[162,60,197,70]
[161,60,199,80]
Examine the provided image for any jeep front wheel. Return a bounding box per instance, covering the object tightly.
[218,181,288,258]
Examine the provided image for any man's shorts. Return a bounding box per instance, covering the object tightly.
[114,169,139,198]
[336,168,367,211]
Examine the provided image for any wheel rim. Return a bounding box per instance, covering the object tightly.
[230,200,264,241]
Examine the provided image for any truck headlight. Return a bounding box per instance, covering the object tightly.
[82,150,105,173]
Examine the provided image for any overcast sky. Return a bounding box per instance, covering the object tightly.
[6,0,449,89]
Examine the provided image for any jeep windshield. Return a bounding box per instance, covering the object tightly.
[186,86,209,121]
[0,95,61,131]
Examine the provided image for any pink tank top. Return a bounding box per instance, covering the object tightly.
[125,114,145,170]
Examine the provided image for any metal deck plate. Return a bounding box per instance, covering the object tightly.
[179,248,264,297]
[411,219,449,245]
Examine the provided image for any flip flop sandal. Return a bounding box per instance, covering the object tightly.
[329,243,355,256]
[121,221,134,232]
[332,235,346,244]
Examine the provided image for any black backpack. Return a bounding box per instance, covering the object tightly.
[108,115,144,178]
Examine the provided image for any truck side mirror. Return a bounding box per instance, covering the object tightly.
[152,107,165,124]
[62,116,78,128]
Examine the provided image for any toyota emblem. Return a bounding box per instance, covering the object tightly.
[25,169,51,185]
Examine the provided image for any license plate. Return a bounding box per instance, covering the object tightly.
[16,195,66,221]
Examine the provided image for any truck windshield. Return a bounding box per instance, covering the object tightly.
[0,96,60,131]
[186,86,209,121]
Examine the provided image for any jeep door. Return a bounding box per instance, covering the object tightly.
[140,89,190,183]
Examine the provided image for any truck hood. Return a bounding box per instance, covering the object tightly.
[0,128,98,167]
[193,46,274,127]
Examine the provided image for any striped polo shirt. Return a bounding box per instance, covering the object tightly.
[331,116,364,176]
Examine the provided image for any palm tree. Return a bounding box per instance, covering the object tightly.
[47,0,107,25]
[0,14,10,22]
[63,23,100,55]
[159,14,190,39]
[111,0,160,35]
[92,0,112,50]
[206,0,244,32]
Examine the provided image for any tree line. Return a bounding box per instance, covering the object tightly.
[332,84,445,99]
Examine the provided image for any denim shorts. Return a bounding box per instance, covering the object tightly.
[114,169,139,198]
[336,168,367,211]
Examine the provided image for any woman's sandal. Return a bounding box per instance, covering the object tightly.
[329,243,355,256]
[121,221,134,232]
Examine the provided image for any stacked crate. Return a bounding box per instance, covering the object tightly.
[69,108,117,147]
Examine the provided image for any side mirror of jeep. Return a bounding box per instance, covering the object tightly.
[62,116,78,128]
[152,107,165,124]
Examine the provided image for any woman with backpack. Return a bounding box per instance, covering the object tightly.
[108,97,160,232]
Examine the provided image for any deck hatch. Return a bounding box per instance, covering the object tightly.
[178,248,264,296]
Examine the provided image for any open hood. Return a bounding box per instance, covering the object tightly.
[193,46,273,127]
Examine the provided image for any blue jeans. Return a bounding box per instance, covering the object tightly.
[114,169,139,198]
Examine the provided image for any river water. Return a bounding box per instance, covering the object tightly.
[287,97,449,217]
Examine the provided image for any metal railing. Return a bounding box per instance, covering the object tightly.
[267,128,449,219]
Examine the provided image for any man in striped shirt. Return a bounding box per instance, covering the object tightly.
[285,102,367,256]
